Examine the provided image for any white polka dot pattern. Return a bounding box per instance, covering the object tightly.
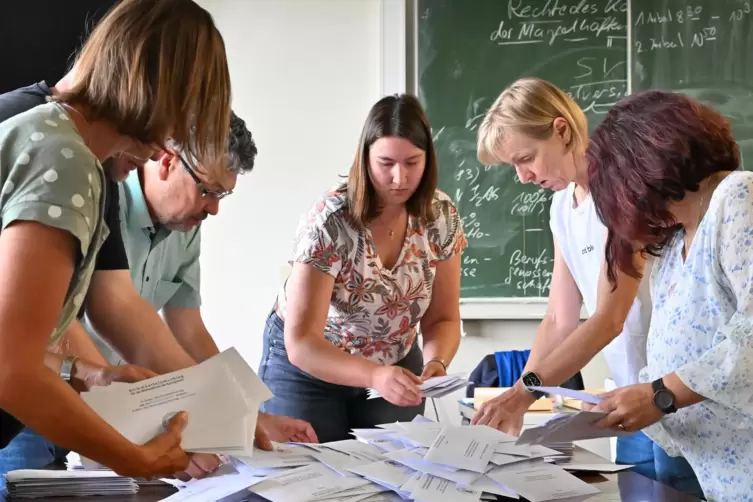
[47,206,62,219]
[43,170,58,183]
[0,102,106,347]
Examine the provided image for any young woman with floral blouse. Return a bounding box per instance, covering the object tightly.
[259,94,467,442]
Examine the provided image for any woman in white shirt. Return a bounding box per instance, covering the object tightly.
[473,78,701,498]
[589,89,750,501]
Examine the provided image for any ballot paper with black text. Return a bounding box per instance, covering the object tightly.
[81,348,270,457]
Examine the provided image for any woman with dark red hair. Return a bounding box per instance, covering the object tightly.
[589,90,751,501]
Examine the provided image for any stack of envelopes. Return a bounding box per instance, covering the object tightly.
[81,348,272,458]
[367,373,469,400]
[4,470,138,498]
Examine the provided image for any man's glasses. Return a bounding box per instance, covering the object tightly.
[178,153,233,200]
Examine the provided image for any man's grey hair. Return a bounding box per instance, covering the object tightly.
[169,110,257,174]
[227,112,257,174]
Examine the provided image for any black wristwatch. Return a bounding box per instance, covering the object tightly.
[651,378,677,414]
[521,371,547,400]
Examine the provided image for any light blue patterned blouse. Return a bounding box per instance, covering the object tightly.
[640,171,753,501]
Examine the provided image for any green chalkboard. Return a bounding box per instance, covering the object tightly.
[631,0,753,170]
[418,0,629,298]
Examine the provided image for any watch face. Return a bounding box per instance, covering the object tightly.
[654,390,674,410]
[522,372,542,388]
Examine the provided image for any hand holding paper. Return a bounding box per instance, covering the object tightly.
[368,373,468,401]
[82,348,272,458]
[369,366,424,406]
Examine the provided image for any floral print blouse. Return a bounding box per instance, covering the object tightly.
[277,185,467,365]
[640,171,753,501]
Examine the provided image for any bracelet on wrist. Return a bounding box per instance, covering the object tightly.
[423,358,447,371]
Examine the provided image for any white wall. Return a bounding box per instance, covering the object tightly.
[198,0,382,368]
[197,0,611,425]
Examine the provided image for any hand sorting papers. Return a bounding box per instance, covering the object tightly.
[367,373,468,400]
[81,347,271,457]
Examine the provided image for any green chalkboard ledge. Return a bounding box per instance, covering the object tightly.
[459,298,589,320]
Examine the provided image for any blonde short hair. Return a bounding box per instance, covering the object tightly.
[55,0,231,177]
[477,78,588,165]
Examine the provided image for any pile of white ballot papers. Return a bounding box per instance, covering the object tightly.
[81,347,272,458]
[367,374,468,400]
[4,470,138,499]
[155,412,630,502]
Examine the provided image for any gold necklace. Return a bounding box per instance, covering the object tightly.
[378,210,402,240]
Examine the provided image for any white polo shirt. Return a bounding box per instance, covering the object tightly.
[549,183,650,387]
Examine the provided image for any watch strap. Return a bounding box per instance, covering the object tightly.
[60,356,79,383]
[651,378,666,393]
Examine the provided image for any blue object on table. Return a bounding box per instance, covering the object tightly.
[495,349,531,387]
[466,350,584,397]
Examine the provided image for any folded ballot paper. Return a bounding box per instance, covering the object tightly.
[367,373,468,400]
[514,386,631,446]
[81,347,272,458]
[146,415,623,502]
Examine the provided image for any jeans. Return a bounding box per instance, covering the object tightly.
[258,312,425,443]
[616,431,704,499]
[0,427,69,490]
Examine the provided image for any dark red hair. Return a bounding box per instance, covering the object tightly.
[588,90,740,287]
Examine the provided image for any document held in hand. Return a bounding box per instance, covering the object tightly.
[516,411,631,446]
[81,348,271,457]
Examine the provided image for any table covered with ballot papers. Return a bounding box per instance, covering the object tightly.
[3,431,702,502]
[0,362,703,501]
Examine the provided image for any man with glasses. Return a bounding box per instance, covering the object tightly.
[108,113,248,364]
[0,78,318,485]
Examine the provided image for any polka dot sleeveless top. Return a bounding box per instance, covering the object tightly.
[0,102,109,344]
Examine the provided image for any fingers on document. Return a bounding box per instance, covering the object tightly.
[397,370,424,403]
[179,454,220,480]
[299,422,319,443]
[116,365,158,383]
[254,427,274,451]
[394,384,422,406]
[145,411,191,476]
[471,404,490,426]
[404,369,423,384]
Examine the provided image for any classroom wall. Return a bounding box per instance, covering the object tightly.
[197,0,383,367]
[197,0,610,424]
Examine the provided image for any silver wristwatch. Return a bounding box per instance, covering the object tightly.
[60,356,80,383]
